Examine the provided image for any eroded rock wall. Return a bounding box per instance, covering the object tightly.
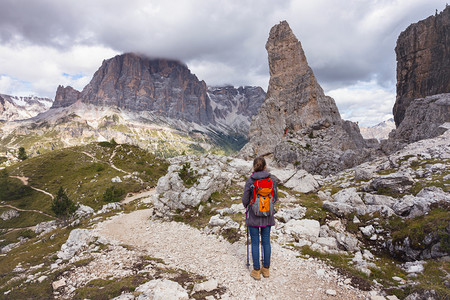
[393,6,450,127]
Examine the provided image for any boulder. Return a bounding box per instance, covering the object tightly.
[75,204,94,219]
[96,202,122,215]
[111,176,122,183]
[52,278,66,290]
[284,170,320,193]
[284,219,320,242]
[392,187,450,218]
[135,279,189,300]
[363,194,396,207]
[370,171,414,194]
[316,237,339,249]
[322,188,367,216]
[322,201,355,217]
[354,167,375,181]
[360,225,375,237]
[276,207,306,223]
[0,209,19,221]
[57,229,94,261]
[336,233,359,251]
[217,204,245,215]
[193,279,218,293]
[34,220,58,235]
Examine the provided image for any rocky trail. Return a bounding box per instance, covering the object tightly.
[94,208,368,299]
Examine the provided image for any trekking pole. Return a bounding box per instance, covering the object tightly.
[246,207,250,269]
[261,237,264,266]
[246,226,250,269]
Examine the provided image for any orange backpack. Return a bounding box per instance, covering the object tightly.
[250,178,274,217]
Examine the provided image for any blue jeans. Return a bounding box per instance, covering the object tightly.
[248,226,271,270]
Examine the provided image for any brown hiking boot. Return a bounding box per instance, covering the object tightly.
[261,266,270,278]
[250,269,261,280]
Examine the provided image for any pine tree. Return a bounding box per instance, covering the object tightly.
[18,147,27,160]
[51,187,77,223]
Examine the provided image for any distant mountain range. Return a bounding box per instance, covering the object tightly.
[359,118,395,141]
[0,54,266,156]
[0,94,52,121]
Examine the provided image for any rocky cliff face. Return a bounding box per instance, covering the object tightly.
[240,21,371,176]
[208,86,266,135]
[393,6,450,127]
[52,85,81,109]
[0,94,52,121]
[382,93,450,153]
[80,53,215,126]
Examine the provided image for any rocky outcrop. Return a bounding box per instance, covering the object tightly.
[321,130,450,261]
[382,93,450,153]
[80,53,215,126]
[240,21,371,176]
[52,85,81,109]
[208,86,266,135]
[393,6,450,126]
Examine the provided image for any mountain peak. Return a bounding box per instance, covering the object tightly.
[240,21,370,175]
[55,53,215,125]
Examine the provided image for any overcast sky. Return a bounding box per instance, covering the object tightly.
[0,0,446,126]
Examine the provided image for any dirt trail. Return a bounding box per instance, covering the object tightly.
[10,176,54,200]
[94,209,368,299]
[0,204,55,219]
[81,149,144,185]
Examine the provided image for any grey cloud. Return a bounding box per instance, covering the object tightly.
[0,0,447,96]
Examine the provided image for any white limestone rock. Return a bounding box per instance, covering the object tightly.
[323,188,367,216]
[75,204,94,219]
[360,225,375,237]
[370,171,415,194]
[111,176,122,183]
[336,233,359,251]
[135,279,189,300]
[52,278,66,290]
[34,220,58,235]
[404,261,425,274]
[97,202,122,215]
[57,229,94,261]
[363,194,396,207]
[284,219,320,242]
[276,207,306,223]
[284,170,319,193]
[393,186,449,218]
[217,204,245,215]
[193,279,218,293]
[0,209,19,221]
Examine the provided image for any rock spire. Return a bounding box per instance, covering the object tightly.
[240,21,371,176]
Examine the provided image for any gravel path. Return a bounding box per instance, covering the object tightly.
[94,209,368,299]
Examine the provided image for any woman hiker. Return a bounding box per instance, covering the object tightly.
[242,156,278,280]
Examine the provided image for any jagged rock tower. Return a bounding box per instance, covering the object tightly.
[393,5,450,127]
[382,6,450,153]
[240,21,371,176]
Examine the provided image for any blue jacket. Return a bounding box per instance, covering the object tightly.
[242,170,278,227]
